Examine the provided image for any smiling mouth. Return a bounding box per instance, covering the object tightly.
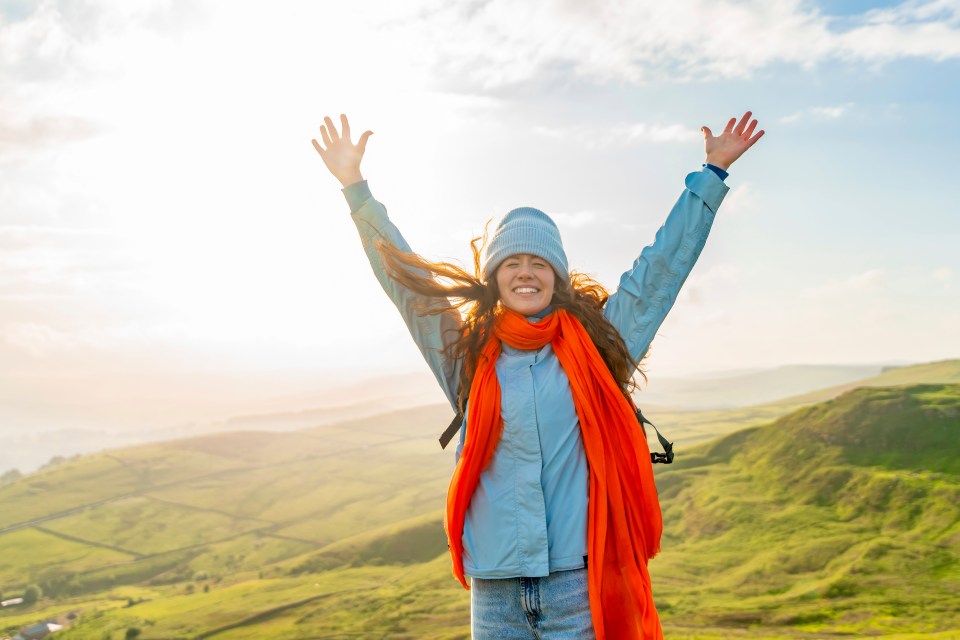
[513,287,540,294]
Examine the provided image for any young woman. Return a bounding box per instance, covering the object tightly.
[312,112,764,640]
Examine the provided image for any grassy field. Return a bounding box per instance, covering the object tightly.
[0,528,134,588]
[650,384,960,637]
[1,362,958,638]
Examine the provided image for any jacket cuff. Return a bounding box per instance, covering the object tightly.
[685,168,730,213]
[342,180,373,213]
[702,163,729,181]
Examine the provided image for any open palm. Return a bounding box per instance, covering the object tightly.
[311,114,373,187]
[702,111,765,170]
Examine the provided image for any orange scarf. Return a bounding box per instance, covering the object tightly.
[445,307,664,640]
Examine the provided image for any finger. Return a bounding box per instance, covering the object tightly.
[357,130,373,155]
[311,138,326,157]
[742,119,758,139]
[324,115,340,142]
[722,117,737,135]
[734,111,752,136]
[341,114,351,142]
[319,124,333,148]
[701,126,713,139]
[745,129,765,148]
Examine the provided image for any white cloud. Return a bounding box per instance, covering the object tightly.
[848,269,887,289]
[0,1,74,80]
[677,263,742,305]
[0,113,100,160]
[931,266,954,290]
[533,121,699,149]
[862,0,960,27]
[778,102,856,124]
[620,123,698,144]
[838,21,960,65]
[801,268,886,299]
[718,182,760,216]
[400,0,960,88]
[696,263,743,287]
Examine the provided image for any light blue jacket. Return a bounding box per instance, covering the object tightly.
[344,167,729,578]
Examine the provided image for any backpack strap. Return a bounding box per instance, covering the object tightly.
[635,407,674,464]
[441,401,674,464]
[439,409,464,450]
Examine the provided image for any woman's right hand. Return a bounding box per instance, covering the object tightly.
[311,114,373,187]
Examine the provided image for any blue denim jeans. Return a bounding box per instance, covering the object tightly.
[470,568,596,639]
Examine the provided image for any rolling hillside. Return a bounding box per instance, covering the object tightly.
[0,404,455,594]
[652,384,960,636]
[771,359,960,407]
[645,358,960,448]
[0,374,958,638]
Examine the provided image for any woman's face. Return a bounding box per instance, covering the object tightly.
[495,253,556,316]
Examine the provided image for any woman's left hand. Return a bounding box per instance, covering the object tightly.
[701,111,764,171]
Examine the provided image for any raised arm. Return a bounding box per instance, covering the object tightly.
[312,115,463,409]
[604,111,765,363]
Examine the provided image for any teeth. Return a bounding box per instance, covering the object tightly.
[514,287,538,294]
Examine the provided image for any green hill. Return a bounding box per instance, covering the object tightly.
[0,404,455,595]
[286,511,448,574]
[772,359,960,407]
[1,381,958,639]
[652,384,960,636]
[642,358,960,450]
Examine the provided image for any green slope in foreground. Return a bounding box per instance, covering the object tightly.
[651,383,960,637]
[1,384,958,639]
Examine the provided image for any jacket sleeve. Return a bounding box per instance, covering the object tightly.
[603,167,730,364]
[344,180,463,410]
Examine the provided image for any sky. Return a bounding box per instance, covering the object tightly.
[2,0,959,435]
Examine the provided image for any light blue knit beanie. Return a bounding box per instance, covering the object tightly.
[481,207,569,282]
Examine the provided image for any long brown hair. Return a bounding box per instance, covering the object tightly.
[376,234,645,413]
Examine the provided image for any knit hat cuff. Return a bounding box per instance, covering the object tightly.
[481,207,569,282]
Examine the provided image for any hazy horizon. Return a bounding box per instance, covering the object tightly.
[0,357,918,435]
[2,357,951,475]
